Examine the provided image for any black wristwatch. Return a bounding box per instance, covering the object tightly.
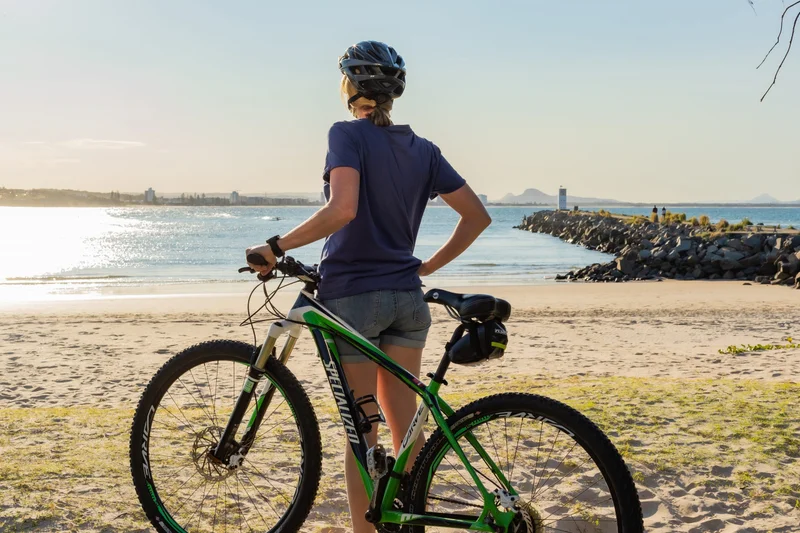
[266,235,285,258]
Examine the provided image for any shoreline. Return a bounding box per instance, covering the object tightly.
[2,278,797,315]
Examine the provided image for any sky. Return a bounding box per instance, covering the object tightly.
[0,0,798,203]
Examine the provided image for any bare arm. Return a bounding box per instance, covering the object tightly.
[245,167,359,273]
[419,184,491,276]
[278,167,359,251]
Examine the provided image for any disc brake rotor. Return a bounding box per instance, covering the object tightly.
[191,426,236,481]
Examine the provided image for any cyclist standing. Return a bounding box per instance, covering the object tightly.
[246,40,491,532]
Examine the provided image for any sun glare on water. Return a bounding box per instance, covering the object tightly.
[0,207,139,283]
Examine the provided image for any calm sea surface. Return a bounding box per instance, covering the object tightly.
[1,205,798,295]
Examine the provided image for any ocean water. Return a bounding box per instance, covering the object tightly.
[1,205,798,295]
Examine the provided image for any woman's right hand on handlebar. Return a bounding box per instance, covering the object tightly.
[245,244,277,277]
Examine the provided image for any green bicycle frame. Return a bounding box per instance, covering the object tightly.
[249,290,519,531]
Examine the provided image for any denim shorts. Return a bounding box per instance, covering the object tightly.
[320,288,432,364]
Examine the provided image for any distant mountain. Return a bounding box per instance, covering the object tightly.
[749,194,781,204]
[747,194,800,205]
[497,188,621,206]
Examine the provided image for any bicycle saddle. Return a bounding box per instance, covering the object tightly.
[423,289,511,322]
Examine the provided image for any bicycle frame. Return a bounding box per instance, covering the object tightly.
[232,290,519,531]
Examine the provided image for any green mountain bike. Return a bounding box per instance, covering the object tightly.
[130,255,644,532]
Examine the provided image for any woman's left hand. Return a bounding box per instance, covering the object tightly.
[245,244,277,276]
[418,260,435,277]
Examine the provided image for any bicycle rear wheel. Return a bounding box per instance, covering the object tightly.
[407,393,643,533]
[130,340,321,533]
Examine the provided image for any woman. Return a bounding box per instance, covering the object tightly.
[246,40,491,533]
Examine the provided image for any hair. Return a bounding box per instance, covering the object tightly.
[340,75,393,127]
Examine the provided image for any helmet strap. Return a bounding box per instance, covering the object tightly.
[347,92,390,108]
[347,93,364,108]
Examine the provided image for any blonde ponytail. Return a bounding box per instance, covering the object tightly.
[340,76,394,127]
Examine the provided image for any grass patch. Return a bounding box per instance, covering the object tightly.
[443,375,800,504]
[1,377,799,530]
[719,338,799,355]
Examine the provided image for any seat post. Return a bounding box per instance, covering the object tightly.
[432,324,465,383]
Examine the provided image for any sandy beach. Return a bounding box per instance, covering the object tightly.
[1,280,798,532]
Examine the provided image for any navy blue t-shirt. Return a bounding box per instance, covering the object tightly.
[318,119,466,300]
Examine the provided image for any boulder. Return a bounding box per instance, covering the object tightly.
[755,275,771,284]
[742,234,762,249]
[740,254,764,268]
[615,257,635,276]
[641,239,654,250]
[796,272,800,289]
[778,259,799,277]
[709,273,721,280]
[791,235,800,249]
[667,249,681,262]
[703,252,723,263]
[726,239,744,251]
[674,237,692,253]
[638,249,652,260]
[721,249,745,262]
[757,262,778,276]
[767,247,781,262]
[723,270,736,280]
[766,235,777,248]
[720,259,743,271]
[706,244,719,254]
[653,248,668,261]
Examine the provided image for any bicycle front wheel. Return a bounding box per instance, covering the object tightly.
[130,340,321,533]
[407,393,643,533]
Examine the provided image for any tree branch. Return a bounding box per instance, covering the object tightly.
[756,0,800,69]
[760,8,800,101]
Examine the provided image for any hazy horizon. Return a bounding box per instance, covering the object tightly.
[1,1,798,203]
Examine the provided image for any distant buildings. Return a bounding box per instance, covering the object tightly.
[145,188,156,204]
[230,191,240,205]
[478,194,488,205]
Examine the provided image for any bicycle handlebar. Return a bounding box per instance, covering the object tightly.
[238,254,320,284]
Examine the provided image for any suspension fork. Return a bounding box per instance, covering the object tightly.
[211,322,300,463]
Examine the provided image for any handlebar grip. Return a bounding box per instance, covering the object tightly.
[247,253,269,266]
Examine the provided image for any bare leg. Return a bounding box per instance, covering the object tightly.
[377,344,426,469]
[342,361,379,533]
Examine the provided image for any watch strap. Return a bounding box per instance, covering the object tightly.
[266,235,285,258]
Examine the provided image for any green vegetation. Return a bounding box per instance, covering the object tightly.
[699,215,711,226]
[659,211,689,225]
[716,219,730,231]
[649,212,659,223]
[719,338,799,355]
[728,218,754,232]
[689,216,700,226]
[2,377,799,530]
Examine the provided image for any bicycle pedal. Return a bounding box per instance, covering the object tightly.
[366,444,388,480]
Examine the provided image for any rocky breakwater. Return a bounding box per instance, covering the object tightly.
[517,210,800,288]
